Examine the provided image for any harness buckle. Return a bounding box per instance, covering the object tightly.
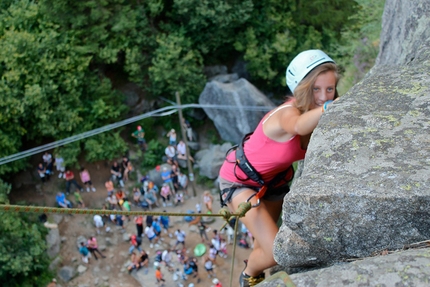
[246,193,261,208]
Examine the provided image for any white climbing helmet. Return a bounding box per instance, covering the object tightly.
[286,49,335,93]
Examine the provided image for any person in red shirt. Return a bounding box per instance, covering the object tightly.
[212,278,223,287]
[64,168,83,195]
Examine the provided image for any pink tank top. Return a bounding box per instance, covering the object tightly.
[219,103,306,187]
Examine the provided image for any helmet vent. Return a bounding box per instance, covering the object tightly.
[306,57,325,69]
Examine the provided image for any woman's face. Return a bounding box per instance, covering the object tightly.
[311,70,336,108]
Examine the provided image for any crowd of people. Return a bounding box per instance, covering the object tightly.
[42,122,229,287]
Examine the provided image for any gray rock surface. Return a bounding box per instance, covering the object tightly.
[58,266,76,282]
[46,228,61,259]
[258,249,430,287]
[376,0,430,66]
[199,79,275,144]
[195,142,233,179]
[274,0,430,271]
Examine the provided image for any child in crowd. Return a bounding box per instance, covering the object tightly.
[155,266,165,287]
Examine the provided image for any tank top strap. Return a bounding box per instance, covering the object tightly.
[262,104,292,125]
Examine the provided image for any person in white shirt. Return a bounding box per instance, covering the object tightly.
[93,214,104,234]
[145,224,159,248]
[174,229,186,249]
[55,155,65,178]
[161,248,174,272]
[176,140,194,162]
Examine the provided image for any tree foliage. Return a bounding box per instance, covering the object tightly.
[0,0,382,177]
[0,179,52,287]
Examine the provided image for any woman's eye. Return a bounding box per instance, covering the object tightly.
[327,88,334,92]
[313,88,319,92]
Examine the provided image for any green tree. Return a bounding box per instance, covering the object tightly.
[149,31,206,104]
[0,0,129,175]
[0,179,52,287]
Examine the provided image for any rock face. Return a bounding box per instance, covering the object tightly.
[274,0,430,270]
[257,249,430,287]
[46,228,60,259]
[194,143,233,179]
[376,0,430,66]
[199,79,275,144]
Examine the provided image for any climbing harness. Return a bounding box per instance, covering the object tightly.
[221,132,294,208]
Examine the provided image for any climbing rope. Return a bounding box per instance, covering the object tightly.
[0,203,253,287]
[0,202,295,287]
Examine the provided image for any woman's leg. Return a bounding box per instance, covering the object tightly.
[227,188,282,277]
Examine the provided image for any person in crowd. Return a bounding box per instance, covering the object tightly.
[218,49,339,287]
[161,248,174,272]
[146,214,154,227]
[177,140,195,163]
[197,220,209,242]
[155,266,166,287]
[122,155,132,182]
[105,179,115,196]
[37,162,48,183]
[160,183,173,207]
[115,189,126,202]
[87,236,106,260]
[127,252,141,273]
[174,192,184,206]
[134,215,144,238]
[110,161,124,187]
[143,185,159,209]
[64,168,83,194]
[203,190,214,213]
[79,167,96,192]
[131,125,147,151]
[74,190,85,208]
[212,278,223,287]
[178,170,189,194]
[160,211,172,237]
[170,164,180,192]
[43,151,54,177]
[129,234,142,254]
[93,214,105,234]
[116,214,126,232]
[161,166,175,194]
[208,244,218,264]
[79,242,91,264]
[132,187,141,206]
[182,118,195,142]
[54,153,65,178]
[106,193,118,210]
[145,223,159,248]
[139,250,150,273]
[174,229,186,249]
[56,192,72,208]
[167,128,177,146]
[152,217,162,237]
[204,255,217,278]
[164,144,178,166]
[188,257,200,282]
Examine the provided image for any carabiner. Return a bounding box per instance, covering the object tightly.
[246,193,261,208]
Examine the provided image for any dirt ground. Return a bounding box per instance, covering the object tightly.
[9,157,252,287]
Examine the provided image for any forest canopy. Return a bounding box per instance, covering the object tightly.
[0,0,385,175]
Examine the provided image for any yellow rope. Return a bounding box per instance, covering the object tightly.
[0,202,255,287]
[0,204,247,217]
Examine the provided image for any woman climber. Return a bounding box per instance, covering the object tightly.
[218,49,339,287]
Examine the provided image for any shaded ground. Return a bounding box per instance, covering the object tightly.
[10,157,251,287]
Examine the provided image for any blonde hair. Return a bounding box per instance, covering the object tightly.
[293,63,339,113]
